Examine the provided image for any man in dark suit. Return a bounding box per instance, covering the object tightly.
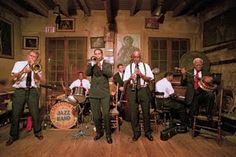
[113,64,125,116]
[181,58,215,125]
[86,49,113,144]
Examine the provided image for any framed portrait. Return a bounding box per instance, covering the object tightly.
[90,37,105,48]
[56,18,75,32]
[145,18,159,29]
[116,34,141,66]
[23,36,39,50]
[0,17,14,59]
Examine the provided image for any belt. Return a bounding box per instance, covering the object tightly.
[16,87,37,90]
[128,84,148,88]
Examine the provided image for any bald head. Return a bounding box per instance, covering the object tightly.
[131,50,141,64]
[193,58,203,71]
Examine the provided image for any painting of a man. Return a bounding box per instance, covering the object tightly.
[117,35,140,66]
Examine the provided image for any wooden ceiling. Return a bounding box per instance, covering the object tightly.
[0,0,220,30]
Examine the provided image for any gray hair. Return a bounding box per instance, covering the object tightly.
[193,58,203,64]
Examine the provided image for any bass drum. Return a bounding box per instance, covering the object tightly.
[50,101,78,129]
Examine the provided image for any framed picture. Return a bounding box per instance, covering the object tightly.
[203,7,236,47]
[0,17,14,59]
[56,18,75,32]
[23,36,39,50]
[90,37,105,48]
[145,18,159,29]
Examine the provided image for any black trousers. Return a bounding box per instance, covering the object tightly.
[190,88,215,117]
[9,88,42,139]
[127,86,152,136]
[89,96,111,136]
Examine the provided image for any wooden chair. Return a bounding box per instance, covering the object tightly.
[192,87,224,145]
[138,105,158,132]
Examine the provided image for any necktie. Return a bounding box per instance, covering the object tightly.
[194,71,199,90]
[135,63,141,87]
[26,71,32,88]
[80,80,83,87]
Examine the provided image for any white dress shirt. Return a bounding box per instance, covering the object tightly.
[194,69,202,78]
[123,62,154,86]
[11,61,42,88]
[155,78,174,98]
[69,79,91,90]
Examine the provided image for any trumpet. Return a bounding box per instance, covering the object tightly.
[88,56,97,66]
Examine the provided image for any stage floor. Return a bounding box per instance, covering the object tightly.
[0,121,236,157]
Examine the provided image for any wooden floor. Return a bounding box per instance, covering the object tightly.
[0,121,235,157]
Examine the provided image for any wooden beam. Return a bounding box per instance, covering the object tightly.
[68,0,78,16]
[186,0,215,15]
[25,0,49,17]
[76,0,91,16]
[0,0,28,17]
[104,0,113,23]
[103,0,117,32]
[130,0,143,16]
[52,0,69,17]
[172,0,198,17]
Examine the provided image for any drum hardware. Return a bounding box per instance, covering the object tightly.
[72,98,92,138]
[42,83,58,129]
[72,87,86,104]
[40,84,57,90]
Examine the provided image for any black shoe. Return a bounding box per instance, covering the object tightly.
[145,134,154,141]
[35,135,44,140]
[132,134,141,141]
[6,138,16,146]
[193,131,200,137]
[106,136,113,144]
[94,133,104,141]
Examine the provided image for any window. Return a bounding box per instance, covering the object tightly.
[149,38,189,72]
[46,37,87,89]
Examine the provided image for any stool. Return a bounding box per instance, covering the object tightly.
[155,92,172,127]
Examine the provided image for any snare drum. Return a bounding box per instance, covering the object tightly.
[50,101,78,129]
[72,87,86,103]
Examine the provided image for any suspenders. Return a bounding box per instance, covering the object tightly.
[130,62,147,85]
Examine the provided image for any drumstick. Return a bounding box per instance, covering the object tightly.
[60,78,68,95]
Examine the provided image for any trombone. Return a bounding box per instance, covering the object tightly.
[12,61,42,84]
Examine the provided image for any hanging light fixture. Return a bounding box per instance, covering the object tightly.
[151,0,165,24]
[53,5,61,25]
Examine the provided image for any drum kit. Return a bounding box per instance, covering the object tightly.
[42,85,90,130]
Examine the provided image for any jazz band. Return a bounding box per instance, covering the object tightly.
[5,49,218,146]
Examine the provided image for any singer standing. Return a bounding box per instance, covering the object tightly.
[123,50,154,141]
[86,49,113,144]
[6,50,43,146]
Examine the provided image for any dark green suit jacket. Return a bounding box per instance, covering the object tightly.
[113,72,124,87]
[181,68,211,105]
[86,61,112,98]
